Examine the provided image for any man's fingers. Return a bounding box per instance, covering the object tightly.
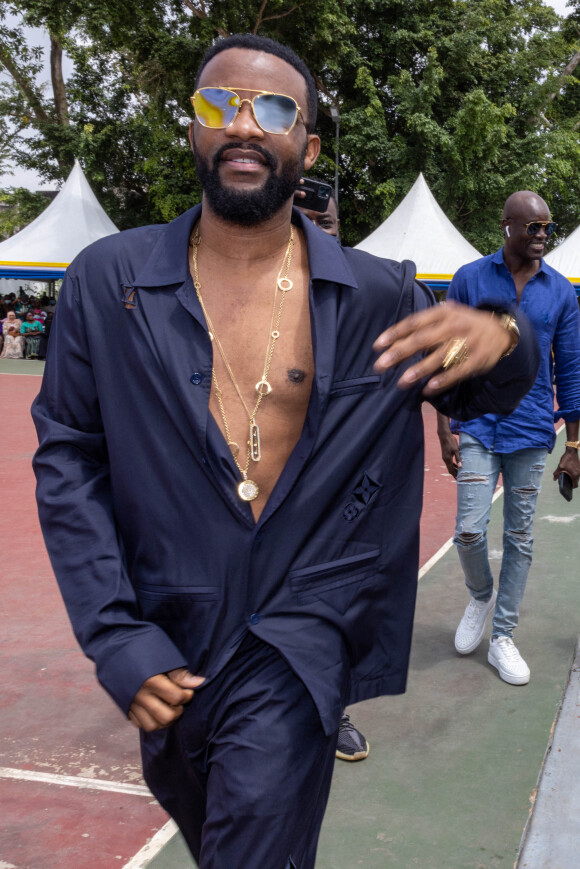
[374,320,445,373]
[127,669,206,732]
[373,304,451,354]
[129,693,186,731]
[394,342,480,389]
[421,359,480,394]
[167,667,205,690]
[139,672,194,706]
[131,673,193,722]
[128,700,183,732]
[373,302,514,384]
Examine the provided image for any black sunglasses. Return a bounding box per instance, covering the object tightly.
[522,221,558,236]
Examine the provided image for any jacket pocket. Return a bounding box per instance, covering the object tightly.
[329,375,382,397]
[137,584,221,602]
[136,584,221,661]
[288,548,380,613]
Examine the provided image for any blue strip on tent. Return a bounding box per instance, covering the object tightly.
[0,268,65,279]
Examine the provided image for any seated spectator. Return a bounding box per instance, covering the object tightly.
[0,311,25,359]
[3,294,16,313]
[38,311,54,359]
[20,311,44,359]
[14,296,28,316]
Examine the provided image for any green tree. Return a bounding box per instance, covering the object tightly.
[1,0,578,249]
[0,186,49,238]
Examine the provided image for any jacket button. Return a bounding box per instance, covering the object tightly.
[190,372,203,385]
[250,613,261,625]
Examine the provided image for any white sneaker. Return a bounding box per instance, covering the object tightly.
[454,589,497,654]
[488,637,530,685]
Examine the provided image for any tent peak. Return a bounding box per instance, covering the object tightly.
[0,161,119,279]
[355,173,481,283]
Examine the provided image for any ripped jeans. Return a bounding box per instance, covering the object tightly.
[454,433,547,638]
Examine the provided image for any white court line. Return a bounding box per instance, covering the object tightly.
[121,821,179,869]
[418,485,504,580]
[0,766,150,796]
[0,371,43,376]
[418,537,455,580]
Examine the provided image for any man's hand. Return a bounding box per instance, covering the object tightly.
[553,450,580,489]
[553,423,580,489]
[436,412,461,478]
[128,668,205,732]
[294,178,306,200]
[373,301,514,395]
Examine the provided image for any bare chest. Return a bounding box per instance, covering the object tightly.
[192,247,313,517]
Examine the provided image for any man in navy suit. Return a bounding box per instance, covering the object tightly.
[33,34,539,869]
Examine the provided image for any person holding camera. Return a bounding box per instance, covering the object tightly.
[437,190,580,686]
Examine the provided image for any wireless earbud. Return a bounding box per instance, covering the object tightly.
[505,226,511,238]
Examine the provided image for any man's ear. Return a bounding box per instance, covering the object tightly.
[188,121,195,154]
[303,134,321,172]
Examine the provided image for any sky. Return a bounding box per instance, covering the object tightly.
[0,0,575,191]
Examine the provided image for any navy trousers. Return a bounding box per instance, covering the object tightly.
[141,633,339,868]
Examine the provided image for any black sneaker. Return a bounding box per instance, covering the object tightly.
[335,713,370,762]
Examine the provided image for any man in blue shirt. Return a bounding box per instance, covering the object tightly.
[33,36,540,869]
[438,190,580,687]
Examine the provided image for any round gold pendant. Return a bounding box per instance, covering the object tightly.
[238,479,259,501]
[255,379,272,396]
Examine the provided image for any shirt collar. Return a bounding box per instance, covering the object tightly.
[133,203,359,290]
[494,245,551,279]
[134,205,201,287]
[291,208,358,289]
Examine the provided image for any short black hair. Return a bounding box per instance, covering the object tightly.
[195,34,318,133]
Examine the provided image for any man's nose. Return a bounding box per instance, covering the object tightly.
[225,100,264,139]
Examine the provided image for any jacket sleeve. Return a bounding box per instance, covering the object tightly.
[411,279,541,420]
[32,269,188,716]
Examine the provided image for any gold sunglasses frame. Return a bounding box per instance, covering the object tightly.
[522,220,558,236]
[190,86,304,135]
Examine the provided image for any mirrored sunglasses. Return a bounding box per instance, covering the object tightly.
[523,221,558,236]
[191,87,304,135]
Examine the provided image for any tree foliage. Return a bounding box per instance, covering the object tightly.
[0,186,49,238]
[0,0,579,249]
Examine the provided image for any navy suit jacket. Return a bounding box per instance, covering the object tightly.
[32,206,539,734]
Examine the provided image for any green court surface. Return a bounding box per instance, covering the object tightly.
[147,428,580,869]
[0,357,46,375]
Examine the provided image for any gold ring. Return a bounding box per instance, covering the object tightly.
[441,338,470,370]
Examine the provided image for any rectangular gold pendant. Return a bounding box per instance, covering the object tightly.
[250,422,261,462]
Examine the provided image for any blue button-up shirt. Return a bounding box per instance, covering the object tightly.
[448,247,580,452]
[32,210,539,735]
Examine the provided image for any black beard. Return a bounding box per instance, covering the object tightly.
[194,142,306,226]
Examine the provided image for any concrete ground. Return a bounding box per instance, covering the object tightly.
[148,427,580,869]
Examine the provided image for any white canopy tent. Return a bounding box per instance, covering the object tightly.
[0,160,119,281]
[355,173,481,290]
[545,223,580,288]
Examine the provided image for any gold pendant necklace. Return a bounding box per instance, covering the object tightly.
[191,227,295,502]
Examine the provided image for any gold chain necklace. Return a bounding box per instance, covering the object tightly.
[191,227,295,502]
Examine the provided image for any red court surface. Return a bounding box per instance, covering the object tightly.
[0,370,458,868]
